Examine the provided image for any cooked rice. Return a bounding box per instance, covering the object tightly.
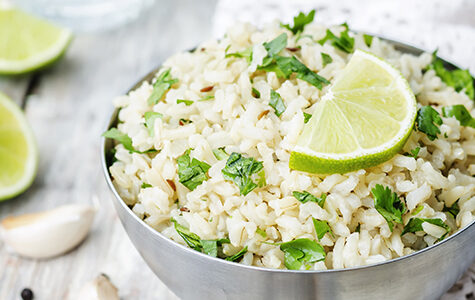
[109,20,475,270]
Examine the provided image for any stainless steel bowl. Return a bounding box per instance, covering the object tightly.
[101,37,475,300]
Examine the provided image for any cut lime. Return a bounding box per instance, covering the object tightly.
[0,9,72,75]
[290,50,417,174]
[0,93,38,200]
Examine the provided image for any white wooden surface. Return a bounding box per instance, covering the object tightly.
[1,0,474,299]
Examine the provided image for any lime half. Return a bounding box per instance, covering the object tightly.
[0,93,38,200]
[0,9,72,75]
[290,50,417,174]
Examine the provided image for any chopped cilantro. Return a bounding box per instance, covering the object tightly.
[280,10,316,35]
[404,146,420,159]
[201,238,230,257]
[292,191,326,208]
[318,24,354,53]
[212,147,228,160]
[257,169,266,187]
[280,238,326,270]
[198,95,215,101]
[303,112,312,123]
[177,149,211,191]
[221,152,264,196]
[252,87,261,98]
[371,184,406,231]
[102,128,154,154]
[416,106,442,141]
[225,246,248,262]
[177,99,193,106]
[363,34,373,47]
[401,217,450,239]
[321,52,333,67]
[148,69,178,105]
[269,89,286,117]
[256,228,267,238]
[428,51,474,100]
[144,111,163,136]
[442,105,475,128]
[141,182,152,188]
[313,218,333,240]
[411,205,424,215]
[443,201,460,218]
[261,33,288,67]
[225,47,253,64]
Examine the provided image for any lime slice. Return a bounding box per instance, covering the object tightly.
[0,93,38,200]
[0,9,72,75]
[290,50,417,174]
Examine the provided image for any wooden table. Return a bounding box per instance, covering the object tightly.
[0,1,215,298]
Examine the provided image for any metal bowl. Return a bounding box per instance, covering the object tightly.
[101,37,475,300]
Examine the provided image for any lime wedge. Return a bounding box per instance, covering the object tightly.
[0,9,72,75]
[290,50,417,174]
[0,93,38,200]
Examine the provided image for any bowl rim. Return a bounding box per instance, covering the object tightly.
[101,33,475,274]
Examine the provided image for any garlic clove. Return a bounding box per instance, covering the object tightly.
[1,204,95,259]
[77,274,119,300]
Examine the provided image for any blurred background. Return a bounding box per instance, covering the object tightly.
[0,0,474,299]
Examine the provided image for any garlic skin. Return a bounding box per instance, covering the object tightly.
[77,274,119,300]
[1,204,95,259]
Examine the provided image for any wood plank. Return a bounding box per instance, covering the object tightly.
[0,0,216,299]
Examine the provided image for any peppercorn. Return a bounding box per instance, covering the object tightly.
[21,288,34,300]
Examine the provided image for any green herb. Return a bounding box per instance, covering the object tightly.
[257,169,266,187]
[280,10,315,35]
[148,69,178,105]
[427,51,474,100]
[442,105,475,128]
[221,152,264,196]
[313,218,333,240]
[225,47,253,64]
[144,111,163,136]
[401,218,450,239]
[363,34,373,47]
[252,87,261,98]
[318,24,354,53]
[280,238,326,270]
[443,201,460,218]
[411,205,424,215]
[212,147,228,160]
[261,33,288,67]
[201,238,230,257]
[355,223,361,233]
[404,146,420,159]
[321,52,333,67]
[102,128,150,154]
[179,118,192,125]
[199,95,215,101]
[177,149,211,191]
[141,182,152,188]
[177,99,193,106]
[225,246,248,262]
[292,191,326,208]
[303,112,312,123]
[416,106,442,141]
[171,218,203,251]
[256,228,267,238]
[371,184,406,231]
[269,89,286,117]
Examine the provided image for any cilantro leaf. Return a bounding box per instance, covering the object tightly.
[443,201,460,218]
[411,205,424,216]
[321,52,333,67]
[261,33,288,67]
[141,182,152,188]
[269,89,286,117]
[280,10,316,35]
[442,105,475,128]
[371,184,406,231]
[177,149,211,191]
[225,46,253,64]
[171,218,203,251]
[363,34,373,47]
[257,169,266,187]
[198,95,214,102]
[401,218,450,238]
[428,52,474,100]
[416,106,443,140]
[177,99,193,106]
[201,238,230,258]
[404,146,421,159]
[102,128,154,154]
[144,111,163,136]
[303,112,312,123]
[313,218,333,240]
[318,25,354,53]
[293,191,326,208]
[252,87,261,98]
[221,152,264,196]
[148,69,178,105]
[212,147,228,160]
[225,246,248,262]
[256,228,267,238]
[280,238,326,270]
